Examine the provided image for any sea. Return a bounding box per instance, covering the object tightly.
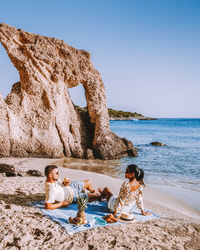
[110,118,200,210]
[59,118,200,210]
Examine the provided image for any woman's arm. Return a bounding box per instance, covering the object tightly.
[136,188,151,215]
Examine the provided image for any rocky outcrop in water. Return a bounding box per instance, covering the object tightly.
[150,142,166,146]
[0,23,137,159]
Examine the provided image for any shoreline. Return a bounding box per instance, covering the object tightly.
[109,117,156,121]
[0,157,200,249]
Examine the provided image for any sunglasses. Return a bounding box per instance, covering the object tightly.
[125,171,134,174]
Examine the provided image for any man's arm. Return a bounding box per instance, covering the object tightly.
[45,200,71,210]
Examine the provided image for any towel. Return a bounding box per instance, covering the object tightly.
[33,201,160,235]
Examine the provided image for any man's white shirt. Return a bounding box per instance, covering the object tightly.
[45,179,74,203]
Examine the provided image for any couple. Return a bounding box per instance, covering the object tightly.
[44,164,150,216]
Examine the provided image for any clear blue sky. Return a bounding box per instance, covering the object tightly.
[0,0,199,118]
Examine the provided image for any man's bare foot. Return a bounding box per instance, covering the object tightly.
[88,187,96,193]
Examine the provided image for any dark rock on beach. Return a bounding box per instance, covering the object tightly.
[26,170,44,177]
[0,164,26,177]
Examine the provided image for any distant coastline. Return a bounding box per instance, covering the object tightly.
[75,106,156,120]
[108,108,156,120]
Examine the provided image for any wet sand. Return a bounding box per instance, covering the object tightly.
[0,158,200,249]
[150,184,200,212]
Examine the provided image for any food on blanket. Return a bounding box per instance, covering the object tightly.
[69,216,81,225]
[110,214,117,222]
[77,195,88,221]
[69,217,74,223]
[76,218,83,225]
[106,218,115,223]
[103,214,118,223]
[68,216,87,225]
[69,196,88,226]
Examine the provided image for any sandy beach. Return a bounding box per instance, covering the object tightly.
[0,158,200,250]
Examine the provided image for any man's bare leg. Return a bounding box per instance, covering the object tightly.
[83,179,96,193]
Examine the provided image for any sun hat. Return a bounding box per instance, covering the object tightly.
[120,212,135,221]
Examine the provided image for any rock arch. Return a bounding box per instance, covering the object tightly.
[0,23,136,159]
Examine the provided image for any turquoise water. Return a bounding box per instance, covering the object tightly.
[110,119,200,193]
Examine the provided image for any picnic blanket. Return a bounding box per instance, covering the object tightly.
[33,201,160,235]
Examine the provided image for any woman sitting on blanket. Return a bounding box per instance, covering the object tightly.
[99,164,151,218]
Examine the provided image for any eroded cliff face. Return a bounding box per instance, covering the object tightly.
[0,23,137,159]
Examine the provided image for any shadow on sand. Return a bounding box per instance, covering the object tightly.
[0,193,45,206]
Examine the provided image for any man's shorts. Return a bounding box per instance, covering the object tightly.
[70,180,88,202]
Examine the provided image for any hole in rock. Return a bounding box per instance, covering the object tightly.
[0,43,19,99]
[68,83,94,151]
[68,83,87,109]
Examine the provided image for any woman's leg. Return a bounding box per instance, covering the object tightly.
[87,192,100,202]
[99,187,113,202]
[83,179,95,193]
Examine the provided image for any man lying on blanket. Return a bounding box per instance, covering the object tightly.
[44,165,100,210]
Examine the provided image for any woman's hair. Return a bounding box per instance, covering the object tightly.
[44,165,58,177]
[126,164,144,181]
